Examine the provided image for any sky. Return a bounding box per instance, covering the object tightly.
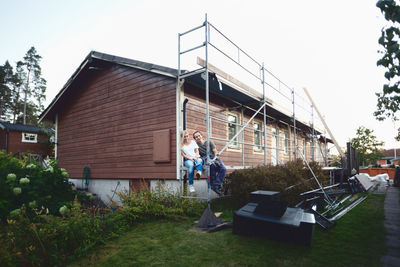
[0,0,396,152]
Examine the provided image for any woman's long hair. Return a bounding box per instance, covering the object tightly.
[180,130,189,148]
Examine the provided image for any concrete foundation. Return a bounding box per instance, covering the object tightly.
[69,178,219,205]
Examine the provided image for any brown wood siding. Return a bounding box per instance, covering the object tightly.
[5,131,51,155]
[57,65,177,179]
[184,83,325,167]
[0,130,5,150]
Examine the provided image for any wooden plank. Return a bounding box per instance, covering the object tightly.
[303,87,345,158]
[197,57,263,101]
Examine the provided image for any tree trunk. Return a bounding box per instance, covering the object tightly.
[23,68,31,125]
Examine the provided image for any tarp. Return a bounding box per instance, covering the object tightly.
[355,173,375,191]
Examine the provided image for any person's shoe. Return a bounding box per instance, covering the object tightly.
[196,171,202,179]
[189,185,195,193]
[212,187,221,195]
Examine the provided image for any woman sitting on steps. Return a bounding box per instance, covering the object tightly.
[181,130,203,193]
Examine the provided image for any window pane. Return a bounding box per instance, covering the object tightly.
[228,114,238,148]
[22,133,37,143]
[284,132,289,154]
[254,122,261,151]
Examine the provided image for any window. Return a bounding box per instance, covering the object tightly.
[271,128,278,165]
[22,132,37,143]
[254,121,262,152]
[284,131,289,154]
[228,113,239,149]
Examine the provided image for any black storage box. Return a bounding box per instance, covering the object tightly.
[250,190,280,203]
[233,203,315,247]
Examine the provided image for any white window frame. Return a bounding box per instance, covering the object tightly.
[253,121,263,152]
[228,113,240,149]
[284,131,289,154]
[271,127,279,165]
[22,132,37,143]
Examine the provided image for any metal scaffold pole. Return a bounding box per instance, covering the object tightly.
[204,14,211,207]
[311,104,315,162]
[262,63,267,165]
[292,88,297,159]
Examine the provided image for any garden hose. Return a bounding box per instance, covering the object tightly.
[82,166,90,190]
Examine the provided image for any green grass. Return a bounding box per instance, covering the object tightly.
[69,194,386,267]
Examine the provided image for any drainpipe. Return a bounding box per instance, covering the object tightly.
[55,114,58,159]
[182,98,189,130]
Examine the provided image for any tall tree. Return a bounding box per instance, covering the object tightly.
[375,0,400,139]
[350,126,385,167]
[18,46,47,124]
[0,61,13,120]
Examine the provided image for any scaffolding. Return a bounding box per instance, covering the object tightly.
[176,15,331,204]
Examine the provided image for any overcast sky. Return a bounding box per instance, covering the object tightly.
[1,0,395,152]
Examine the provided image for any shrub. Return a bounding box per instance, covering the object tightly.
[118,182,206,221]
[0,183,205,266]
[0,204,129,266]
[226,159,329,206]
[0,151,75,221]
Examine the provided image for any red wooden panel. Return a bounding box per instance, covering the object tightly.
[57,65,177,180]
[153,129,171,163]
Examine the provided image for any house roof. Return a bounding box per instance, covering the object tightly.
[39,51,330,140]
[0,121,53,134]
[380,148,400,157]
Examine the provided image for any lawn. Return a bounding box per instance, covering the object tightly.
[70,193,386,267]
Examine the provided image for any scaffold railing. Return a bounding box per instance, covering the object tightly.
[177,15,331,204]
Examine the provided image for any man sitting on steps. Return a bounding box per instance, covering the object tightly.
[193,130,226,196]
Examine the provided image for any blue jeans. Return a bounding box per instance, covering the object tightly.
[184,158,203,185]
[210,158,226,189]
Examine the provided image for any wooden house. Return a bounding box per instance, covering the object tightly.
[0,121,53,159]
[39,51,330,201]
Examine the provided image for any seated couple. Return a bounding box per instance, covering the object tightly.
[181,130,226,194]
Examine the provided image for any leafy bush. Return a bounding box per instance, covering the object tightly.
[118,182,206,221]
[226,159,329,206]
[0,181,206,266]
[0,204,129,266]
[0,151,75,221]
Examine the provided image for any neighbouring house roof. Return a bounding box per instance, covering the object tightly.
[380,148,400,157]
[39,51,330,141]
[0,121,53,134]
[380,156,394,160]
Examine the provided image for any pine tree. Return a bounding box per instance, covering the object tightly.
[18,46,47,124]
[0,61,13,120]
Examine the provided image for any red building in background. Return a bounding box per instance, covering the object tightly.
[0,121,53,158]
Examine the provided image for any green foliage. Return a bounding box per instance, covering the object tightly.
[118,182,206,221]
[226,159,329,207]
[0,46,46,124]
[0,151,75,221]
[0,181,206,266]
[350,126,385,167]
[0,204,129,266]
[375,0,400,139]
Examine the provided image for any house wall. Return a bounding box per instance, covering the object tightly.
[184,83,327,167]
[57,64,177,180]
[0,130,5,151]
[2,131,51,156]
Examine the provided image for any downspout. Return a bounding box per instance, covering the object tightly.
[55,114,58,159]
[182,98,189,130]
